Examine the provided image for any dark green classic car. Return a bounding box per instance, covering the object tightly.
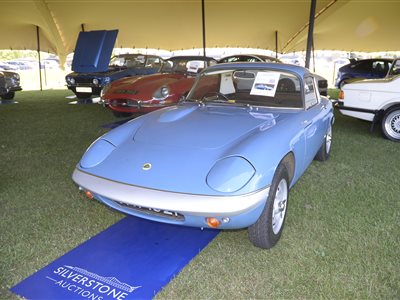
[0,70,22,100]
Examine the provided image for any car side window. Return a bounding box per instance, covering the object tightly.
[304,77,318,109]
[353,61,371,71]
[146,57,162,68]
[226,57,240,63]
[388,59,400,76]
[372,61,386,73]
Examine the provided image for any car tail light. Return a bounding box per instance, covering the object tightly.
[339,90,344,100]
[206,217,221,228]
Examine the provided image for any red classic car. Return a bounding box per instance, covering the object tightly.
[101,56,217,117]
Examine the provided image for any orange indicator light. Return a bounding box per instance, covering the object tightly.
[85,190,94,199]
[206,217,221,228]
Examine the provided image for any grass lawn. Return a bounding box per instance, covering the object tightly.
[1,89,399,299]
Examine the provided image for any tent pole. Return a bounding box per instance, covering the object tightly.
[275,30,278,59]
[81,24,85,32]
[36,25,43,91]
[305,0,317,69]
[312,39,315,72]
[201,0,206,56]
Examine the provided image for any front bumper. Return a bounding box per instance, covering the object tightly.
[67,85,103,96]
[72,168,270,229]
[106,98,174,113]
[9,86,22,92]
[0,85,22,95]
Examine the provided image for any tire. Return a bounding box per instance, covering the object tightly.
[315,122,333,161]
[1,91,15,100]
[248,164,289,249]
[112,110,133,118]
[381,106,400,142]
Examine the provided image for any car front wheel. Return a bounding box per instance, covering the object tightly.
[1,91,15,100]
[315,122,333,161]
[382,106,400,142]
[248,164,289,249]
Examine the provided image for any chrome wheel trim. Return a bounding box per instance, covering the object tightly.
[326,123,333,154]
[272,179,288,235]
[384,110,400,140]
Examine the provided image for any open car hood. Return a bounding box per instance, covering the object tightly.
[72,30,118,73]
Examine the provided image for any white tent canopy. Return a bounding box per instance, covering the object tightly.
[0,0,398,66]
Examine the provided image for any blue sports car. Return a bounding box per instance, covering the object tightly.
[73,63,334,249]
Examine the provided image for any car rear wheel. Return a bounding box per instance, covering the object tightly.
[1,91,15,100]
[315,122,333,161]
[248,163,289,249]
[382,106,400,142]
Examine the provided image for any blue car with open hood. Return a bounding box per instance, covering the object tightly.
[73,62,334,249]
[65,30,164,100]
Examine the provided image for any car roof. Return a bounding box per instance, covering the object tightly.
[204,62,311,77]
[167,55,216,62]
[115,53,160,58]
[219,54,281,62]
[351,58,393,64]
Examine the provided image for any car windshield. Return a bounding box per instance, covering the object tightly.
[109,55,147,68]
[187,69,304,109]
[160,58,212,74]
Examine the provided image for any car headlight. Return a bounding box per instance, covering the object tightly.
[13,73,20,80]
[161,86,169,98]
[80,139,116,169]
[207,156,255,193]
[66,77,75,85]
[93,78,99,85]
[153,86,170,100]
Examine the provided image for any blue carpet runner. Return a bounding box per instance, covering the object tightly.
[11,216,219,299]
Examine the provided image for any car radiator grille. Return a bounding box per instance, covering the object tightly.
[75,78,96,84]
[113,200,185,221]
[5,77,19,88]
[110,99,140,108]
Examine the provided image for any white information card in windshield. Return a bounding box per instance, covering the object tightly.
[250,72,280,97]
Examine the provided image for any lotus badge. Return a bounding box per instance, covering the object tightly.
[142,163,152,171]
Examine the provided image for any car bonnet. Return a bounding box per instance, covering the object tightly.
[133,103,278,149]
[81,103,287,195]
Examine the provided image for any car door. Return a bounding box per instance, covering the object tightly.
[301,76,329,167]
